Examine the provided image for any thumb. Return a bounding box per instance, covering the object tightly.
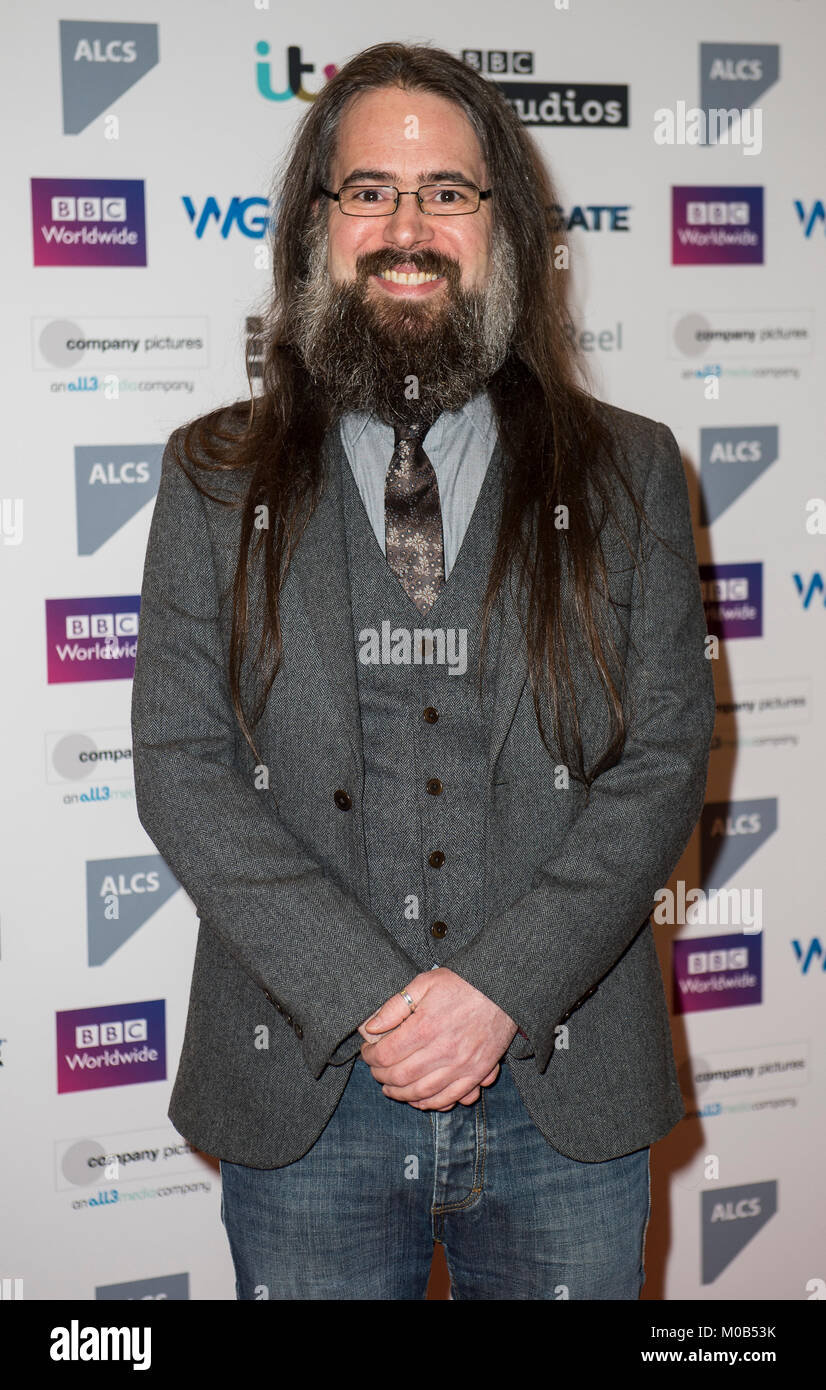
[364,989,415,1035]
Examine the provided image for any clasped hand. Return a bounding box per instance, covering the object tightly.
[358,967,518,1112]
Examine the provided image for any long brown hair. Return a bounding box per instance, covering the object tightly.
[174,42,655,788]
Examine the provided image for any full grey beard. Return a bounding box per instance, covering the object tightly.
[290,215,518,429]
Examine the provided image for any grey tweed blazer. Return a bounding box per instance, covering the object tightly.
[130,400,715,1167]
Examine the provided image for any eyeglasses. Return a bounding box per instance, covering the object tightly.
[319,183,492,217]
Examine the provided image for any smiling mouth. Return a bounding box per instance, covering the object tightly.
[376,269,442,285]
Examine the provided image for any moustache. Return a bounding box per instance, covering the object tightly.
[353,248,462,289]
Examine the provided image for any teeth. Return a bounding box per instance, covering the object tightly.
[378,270,439,285]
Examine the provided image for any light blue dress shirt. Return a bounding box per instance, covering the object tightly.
[338,391,498,578]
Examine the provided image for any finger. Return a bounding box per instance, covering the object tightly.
[382,1073,478,1107]
[358,1021,396,1042]
[361,1024,434,1072]
[480,1065,500,1087]
[363,990,415,1036]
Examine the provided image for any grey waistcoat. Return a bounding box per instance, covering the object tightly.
[339,437,504,971]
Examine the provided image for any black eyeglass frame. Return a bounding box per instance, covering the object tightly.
[318,184,493,216]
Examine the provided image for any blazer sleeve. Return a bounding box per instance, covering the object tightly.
[130,432,420,1080]
[444,422,716,1073]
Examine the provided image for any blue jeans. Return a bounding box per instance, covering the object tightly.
[219,1056,651,1300]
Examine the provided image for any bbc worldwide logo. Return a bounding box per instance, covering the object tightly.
[31,178,146,267]
[56,1000,166,1093]
[45,596,140,684]
[672,186,764,265]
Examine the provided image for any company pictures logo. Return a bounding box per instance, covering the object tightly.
[60,21,159,134]
[673,933,762,1014]
[672,186,763,265]
[56,1000,166,1093]
[700,563,763,639]
[45,596,140,684]
[31,179,146,267]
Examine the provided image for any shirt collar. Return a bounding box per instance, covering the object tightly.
[339,389,495,452]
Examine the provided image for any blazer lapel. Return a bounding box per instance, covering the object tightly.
[285,429,364,780]
[486,566,529,784]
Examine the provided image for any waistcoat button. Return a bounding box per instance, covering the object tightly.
[426,778,443,796]
[430,921,448,939]
[423,707,439,723]
[428,850,445,868]
[333,789,352,811]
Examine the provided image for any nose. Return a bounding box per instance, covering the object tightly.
[381,192,435,250]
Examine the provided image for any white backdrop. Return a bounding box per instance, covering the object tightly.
[2,0,824,1302]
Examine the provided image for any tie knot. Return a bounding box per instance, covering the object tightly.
[394,417,431,446]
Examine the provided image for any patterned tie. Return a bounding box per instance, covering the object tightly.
[384,418,445,615]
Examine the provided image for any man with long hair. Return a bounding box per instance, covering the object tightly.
[132,42,715,1299]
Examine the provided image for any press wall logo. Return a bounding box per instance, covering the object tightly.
[548,204,630,232]
[87,855,180,966]
[699,426,778,524]
[59,21,159,134]
[45,597,140,683]
[255,42,337,101]
[700,798,778,891]
[673,933,762,1015]
[791,939,825,975]
[486,69,628,127]
[672,186,763,265]
[75,444,162,554]
[700,43,779,125]
[182,196,270,239]
[699,563,762,639]
[96,1273,189,1300]
[794,200,825,238]
[31,179,146,267]
[701,1180,777,1284]
[56,1000,166,1093]
[792,573,825,609]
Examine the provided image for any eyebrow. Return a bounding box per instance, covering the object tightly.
[339,168,479,187]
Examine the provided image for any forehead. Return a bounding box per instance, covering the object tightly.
[332,85,485,181]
